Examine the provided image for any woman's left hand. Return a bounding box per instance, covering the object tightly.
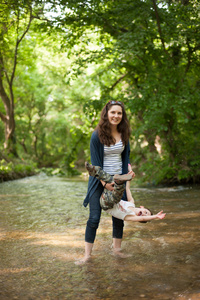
[128,170,135,179]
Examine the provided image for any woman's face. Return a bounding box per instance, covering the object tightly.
[107,105,123,127]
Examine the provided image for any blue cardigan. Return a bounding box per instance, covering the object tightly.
[83,130,130,207]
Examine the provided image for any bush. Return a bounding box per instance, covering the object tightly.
[0,159,38,182]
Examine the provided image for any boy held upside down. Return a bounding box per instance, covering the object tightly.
[85,162,166,222]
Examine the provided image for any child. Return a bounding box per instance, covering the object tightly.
[85,162,166,222]
[85,161,133,210]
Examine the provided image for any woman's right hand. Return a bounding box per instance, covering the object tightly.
[105,182,114,191]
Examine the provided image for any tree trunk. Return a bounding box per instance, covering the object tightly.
[0,65,17,155]
[0,5,33,156]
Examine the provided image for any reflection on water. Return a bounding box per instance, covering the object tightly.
[0,174,200,300]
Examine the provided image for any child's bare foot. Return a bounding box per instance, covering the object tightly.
[113,174,132,185]
[75,255,91,265]
[85,161,113,183]
[85,162,101,177]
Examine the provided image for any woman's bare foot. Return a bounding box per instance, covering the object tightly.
[112,247,132,258]
[75,255,92,265]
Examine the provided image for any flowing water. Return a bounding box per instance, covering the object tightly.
[0,174,200,300]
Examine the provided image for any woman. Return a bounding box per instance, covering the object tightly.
[76,101,133,264]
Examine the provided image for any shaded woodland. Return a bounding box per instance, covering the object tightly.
[0,0,200,184]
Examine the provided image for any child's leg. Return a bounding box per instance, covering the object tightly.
[100,182,126,210]
[112,178,127,204]
[85,162,132,210]
[100,189,114,210]
[85,162,113,183]
[100,175,132,210]
[85,162,132,185]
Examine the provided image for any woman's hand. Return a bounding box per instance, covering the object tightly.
[128,170,135,179]
[128,164,135,179]
[105,182,114,191]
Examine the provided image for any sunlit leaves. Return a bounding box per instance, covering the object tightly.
[0,0,200,182]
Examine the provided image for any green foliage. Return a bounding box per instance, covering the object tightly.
[0,0,200,184]
[0,159,37,182]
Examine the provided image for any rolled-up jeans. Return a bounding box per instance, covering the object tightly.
[85,188,124,243]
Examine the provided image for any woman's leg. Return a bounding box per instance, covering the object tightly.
[112,216,131,257]
[112,216,124,253]
[112,237,122,251]
[82,242,93,262]
[76,188,102,264]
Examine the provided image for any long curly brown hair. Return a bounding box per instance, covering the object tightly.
[96,101,131,146]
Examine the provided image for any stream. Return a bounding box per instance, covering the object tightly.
[0,173,200,300]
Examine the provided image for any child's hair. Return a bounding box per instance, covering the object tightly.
[139,208,153,224]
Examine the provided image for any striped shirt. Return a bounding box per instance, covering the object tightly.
[103,140,125,175]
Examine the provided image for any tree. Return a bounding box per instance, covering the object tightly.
[0,1,36,154]
[53,0,200,183]
[1,0,199,183]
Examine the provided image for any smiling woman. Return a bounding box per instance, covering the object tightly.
[98,101,131,148]
[107,104,123,128]
[76,101,132,264]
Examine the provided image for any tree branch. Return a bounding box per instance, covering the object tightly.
[152,0,169,57]
[0,111,7,123]
[110,73,129,90]
[0,67,11,114]
[10,6,33,88]
[0,50,11,86]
